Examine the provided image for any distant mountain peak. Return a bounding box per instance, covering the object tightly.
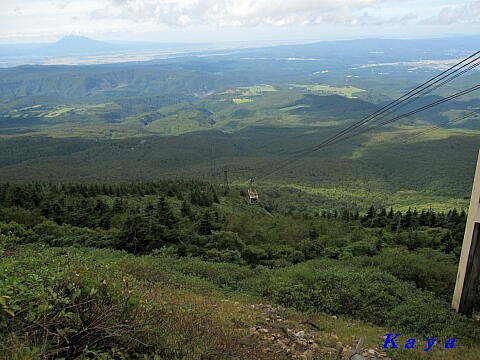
[55,35,103,45]
[50,35,111,53]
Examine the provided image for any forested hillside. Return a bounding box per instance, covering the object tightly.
[1,36,480,359]
[0,40,479,213]
[1,181,479,359]
[0,127,477,211]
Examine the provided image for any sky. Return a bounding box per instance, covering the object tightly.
[0,0,479,44]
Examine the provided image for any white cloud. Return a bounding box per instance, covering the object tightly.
[423,1,480,24]
[0,0,479,43]
[92,0,392,27]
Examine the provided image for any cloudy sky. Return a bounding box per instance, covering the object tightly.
[0,0,479,44]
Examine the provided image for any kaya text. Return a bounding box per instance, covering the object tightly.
[382,334,456,352]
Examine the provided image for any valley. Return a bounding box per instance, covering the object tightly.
[1,35,479,359]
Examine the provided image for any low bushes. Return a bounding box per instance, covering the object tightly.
[351,248,457,299]
[2,239,479,356]
[241,258,480,342]
[0,246,151,358]
[1,245,270,359]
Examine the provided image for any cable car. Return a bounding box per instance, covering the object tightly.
[247,178,259,205]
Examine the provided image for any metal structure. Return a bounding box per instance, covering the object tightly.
[247,178,259,205]
[223,170,229,192]
[452,149,480,315]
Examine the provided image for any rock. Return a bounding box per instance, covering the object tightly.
[332,315,338,320]
[367,349,376,355]
[259,328,269,333]
[331,334,339,340]
[311,343,320,350]
[295,330,306,338]
[302,350,313,358]
[276,339,288,350]
[296,339,308,346]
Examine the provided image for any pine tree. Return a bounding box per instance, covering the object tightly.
[157,196,176,229]
[112,198,124,214]
[181,200,192,218]
[197,211,215,235]
[387,207,394,219]
[362,205,376,227]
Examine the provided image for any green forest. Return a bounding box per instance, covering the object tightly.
[1,182,479,359]
[1,37,480,359]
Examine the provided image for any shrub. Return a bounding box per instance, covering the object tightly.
[352,248,457,299]
[210,231,245,251]
[288,250,306,264]
[296,238,325,259]
[242,258,479,342]
[0,222,33,242]
[203,249,244,264]
[0,222,33,254]
[385,293,480,342]
[241,245,268,265]
[343,240,379,257]
[0,246,149,358]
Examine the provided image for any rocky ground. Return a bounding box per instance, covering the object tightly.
[246,303,390,360]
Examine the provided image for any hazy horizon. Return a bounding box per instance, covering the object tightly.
[1,1,479,44]
[1,32,480,47]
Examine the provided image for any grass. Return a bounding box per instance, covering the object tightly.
[33,122,149,139]
[42,107,75,118]
[289,84,365,98]
[146,115,210,135]
[246,182,469,213]
[19,104,42,111]
[232,98,254,104]
[279,104,310,111]
[238,85,278,96]
[2,244,479,359]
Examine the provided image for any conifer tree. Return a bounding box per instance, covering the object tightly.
[157,196,176,229]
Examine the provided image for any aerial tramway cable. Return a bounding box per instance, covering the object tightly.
[260,51,480,178]
[323,84,480,148]
[402,110,480,144]
[274,56,480,164]
[308,52,480,149]
[264,84,480,177]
